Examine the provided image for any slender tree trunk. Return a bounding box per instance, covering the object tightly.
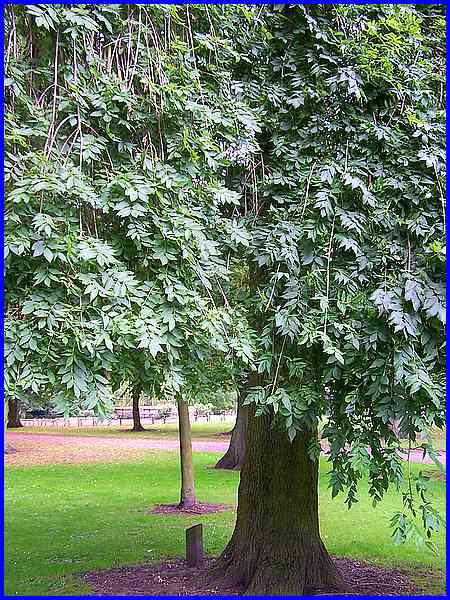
[7,398,23,428]
[177,396,197,509]
[215,387,248,471]
[131,387,145,432]
[209,404,347,595]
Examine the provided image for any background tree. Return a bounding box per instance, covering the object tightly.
[175,347,249,507]
[7,398,23,429]
[176,394,195,508]
[214,374,250,471]
[131,387,144,432]
[4,3,254,506]
[4,397,14,454]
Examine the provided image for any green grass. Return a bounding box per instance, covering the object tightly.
[5,451,445,596]
[16,422,231,439]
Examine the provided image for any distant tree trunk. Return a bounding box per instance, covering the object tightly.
[209,403,347,595]
[7,398,23,428]
[4,396,12,454]
[132,387,145,431]
[215,387,248,471]
[177,396,197,509]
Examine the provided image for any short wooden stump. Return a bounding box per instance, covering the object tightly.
[186,523,203,567]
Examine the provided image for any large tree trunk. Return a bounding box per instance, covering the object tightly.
[210,404,347,595]
[7,398,23,428]
[215,389,248,471]
[131,387,145,432]
[177,396,197,509]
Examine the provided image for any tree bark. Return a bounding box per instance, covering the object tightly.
[7,398,23,428]
[215,388,248,471]
[209,404,347,595]
[131,387,145,431]
[177,396,197,509]
[4,396,14,454]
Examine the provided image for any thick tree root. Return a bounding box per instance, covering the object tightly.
[209,537,349,596]
[214,451,242,470]
[215,387,247,470]
[178,500,197,510]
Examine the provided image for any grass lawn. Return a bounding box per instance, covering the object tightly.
[4,450,445,596]
[16,422,231,440]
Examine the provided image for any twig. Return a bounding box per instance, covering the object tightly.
[44,30,60,157]
[127,7,142,92]
[271,337,286,394]
[264,264,280,311]
[300,161,317,218]
[323,215,336,337]
[44,115,73,157]
[406,234,411,273]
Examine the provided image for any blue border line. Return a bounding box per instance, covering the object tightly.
[2,2,447,599]
[445,2,449,599]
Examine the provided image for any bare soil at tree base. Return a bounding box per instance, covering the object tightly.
[150,503,233,516]
[82,557,441,596]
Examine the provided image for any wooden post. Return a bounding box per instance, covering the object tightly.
[186,524,203,567]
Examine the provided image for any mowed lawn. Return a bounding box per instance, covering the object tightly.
[5,450,446,596]
[17,422,231,440]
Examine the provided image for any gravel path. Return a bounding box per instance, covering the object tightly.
[6,431,445,466]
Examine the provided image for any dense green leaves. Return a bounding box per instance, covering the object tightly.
[4,4,255,415]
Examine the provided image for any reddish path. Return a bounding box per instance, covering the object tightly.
[7,431,445,466]
[7,432,226,453]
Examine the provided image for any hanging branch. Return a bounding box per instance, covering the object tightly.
[323,215,336,337]
[300,161,317,218]
[44,29,60,157]
[271,337,287,395]
[127,7,142,92]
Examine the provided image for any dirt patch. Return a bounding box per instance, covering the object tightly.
[82,556,438,596]
[150,503,233,516]
[422,468,446,481]
[6,431,446,467]
[83,559,241,596]
[6,431,229,454]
